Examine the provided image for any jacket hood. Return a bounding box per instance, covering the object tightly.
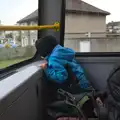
[50,45,75,61]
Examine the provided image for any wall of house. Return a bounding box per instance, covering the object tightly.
[64,13,107,50]
[65,13,106,38]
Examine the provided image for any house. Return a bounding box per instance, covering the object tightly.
[17,0,110,51]
[107,21,120,37]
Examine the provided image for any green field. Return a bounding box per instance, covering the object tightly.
[0,58,30,68]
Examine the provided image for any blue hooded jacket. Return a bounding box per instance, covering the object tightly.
[44,45,89,89]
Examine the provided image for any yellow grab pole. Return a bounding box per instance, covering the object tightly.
[0,22,60,31]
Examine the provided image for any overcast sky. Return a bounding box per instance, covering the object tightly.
[0,0,38,25]
[0,0,119,25]
[84,0,120,23]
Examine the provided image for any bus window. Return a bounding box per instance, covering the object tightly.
[0,0,38,68]
[64,0,119,53]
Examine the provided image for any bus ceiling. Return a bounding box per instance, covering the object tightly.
[38,0,66,46]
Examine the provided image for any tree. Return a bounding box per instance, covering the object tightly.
[16,35,21,42]
[5,33,13,38]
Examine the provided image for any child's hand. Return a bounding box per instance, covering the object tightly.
[40,63,47,69]
[40,59,47,70]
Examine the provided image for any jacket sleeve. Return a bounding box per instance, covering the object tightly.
[70,59,89,88]
[44,64,68,84]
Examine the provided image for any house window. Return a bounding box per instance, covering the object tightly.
[79,40,90,52]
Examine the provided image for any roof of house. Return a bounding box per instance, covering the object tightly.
[17,10,38,23]
[17,0,110,23]
[107,21,120,27]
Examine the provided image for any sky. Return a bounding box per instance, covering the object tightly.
[84,0,120,23]
[0,0,119,25]
[0,0,38,25]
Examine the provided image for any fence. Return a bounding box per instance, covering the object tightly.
[1,37,120,61]
[0,46,36,60]
[64,37,120,52]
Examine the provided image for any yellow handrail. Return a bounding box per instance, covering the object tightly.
[0,22,60,31]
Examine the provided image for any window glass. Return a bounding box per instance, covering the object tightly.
[64,0,120,52]
[0,0,38,68]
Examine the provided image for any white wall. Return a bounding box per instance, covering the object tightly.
[65,13,106,37]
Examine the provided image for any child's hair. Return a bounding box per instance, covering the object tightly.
[35,35,58,57]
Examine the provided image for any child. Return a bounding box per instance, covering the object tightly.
[38,35,103,118]
[38,35,89,89]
